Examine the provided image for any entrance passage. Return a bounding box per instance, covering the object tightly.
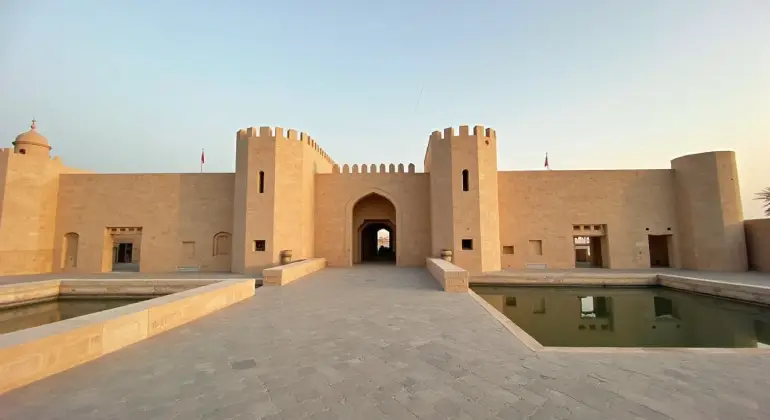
[648,234,672,268]
[352,193,397,265]
[573,235,607,268]
[105,227,142,272]
[360,223,395,262]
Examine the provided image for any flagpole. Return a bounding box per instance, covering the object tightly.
[200,149,204,173]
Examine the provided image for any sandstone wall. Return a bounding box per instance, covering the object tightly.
[498,169,679,269]
[54,173,234,273]
[0,150,66,274]
[315,166,431,267]
[745,218,770,272]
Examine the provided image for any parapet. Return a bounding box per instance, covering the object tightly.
[429,125,496,142]
[236,126,336,166]
[333,163,417,174]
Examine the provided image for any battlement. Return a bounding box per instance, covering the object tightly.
[237,126,335,165]
[333,163,417,174]
[429,125,496,142]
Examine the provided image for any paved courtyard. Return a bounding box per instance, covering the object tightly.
[1,266,769,419]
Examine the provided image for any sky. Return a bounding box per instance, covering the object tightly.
[0,0,768,218]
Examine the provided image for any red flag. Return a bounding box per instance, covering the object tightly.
[544,153,549,170]
[201,149,205,164]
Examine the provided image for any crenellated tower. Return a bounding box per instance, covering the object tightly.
[424,125,501,274]
[231,126,334,273]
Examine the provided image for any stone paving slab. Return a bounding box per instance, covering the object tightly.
[1,266,769,419]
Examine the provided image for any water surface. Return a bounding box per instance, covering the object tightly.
[0,298,148,334]
[472,286,770,348]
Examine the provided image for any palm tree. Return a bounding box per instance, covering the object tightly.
[756,187,770,217]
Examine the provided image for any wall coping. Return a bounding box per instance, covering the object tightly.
[262,258,326,286]
[426,258,469,292]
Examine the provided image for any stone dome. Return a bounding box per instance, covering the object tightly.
[12,120,52,154]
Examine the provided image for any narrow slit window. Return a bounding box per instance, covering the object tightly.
[258,171,265,194]
[462,169,469,191]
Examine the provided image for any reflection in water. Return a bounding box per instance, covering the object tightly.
[0,298,148,334]
[472,286,770,348]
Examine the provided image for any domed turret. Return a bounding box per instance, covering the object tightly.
[13,119,51,157]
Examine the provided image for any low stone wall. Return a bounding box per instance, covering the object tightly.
[0,278,255,394]
[60,279,215,298]
[658,274,770,305]
[426,258,469,292]
[262,258,326,286]
[0,280,61,309]
[745,218,770,273]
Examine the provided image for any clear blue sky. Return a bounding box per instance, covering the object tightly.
[1,1,768,218]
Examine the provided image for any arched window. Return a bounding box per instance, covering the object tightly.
[213,232,232,256]
[462,169,469,191]
[19,149,26,154]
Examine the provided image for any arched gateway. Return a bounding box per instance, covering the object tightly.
[351,192,398,265]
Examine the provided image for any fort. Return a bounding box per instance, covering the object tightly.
[0,120,767,276]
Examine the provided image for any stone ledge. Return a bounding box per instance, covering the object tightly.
[0,280,61,309]
[262,258,326,286]
[426,258,469,292]
[0,278,255,394]
[658,274,770,305]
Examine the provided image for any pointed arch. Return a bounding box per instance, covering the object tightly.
[345,189,401,266]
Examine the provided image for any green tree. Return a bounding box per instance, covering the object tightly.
[756,187,770,217]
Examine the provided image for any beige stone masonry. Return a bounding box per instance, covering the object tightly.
[0,280,61,309]
[745,218,770,272]
[262,258,326,286]
[426,258,469,292]
[0,278,255,394]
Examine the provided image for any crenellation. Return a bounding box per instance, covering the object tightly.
[429,125,496,142]
[332,162,417,174]
[259,126,273,137]
[332,164,340,174]
[274,127,285,139]
[287,129,299,140]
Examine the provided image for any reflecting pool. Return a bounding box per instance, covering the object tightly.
[472,286,770,348]
[0,298,149,334]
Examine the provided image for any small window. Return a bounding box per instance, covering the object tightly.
[19,149,26,154]
[502,245,514,254]
[461,169,469,191]
[258,171,265,194]
[253,240,266,252]
[505,297,517,307]
[461,239,473,250]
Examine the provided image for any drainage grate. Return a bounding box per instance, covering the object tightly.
[230,359,257,370]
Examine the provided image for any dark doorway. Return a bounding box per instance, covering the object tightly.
[648,235,671,268]
[574,236,607,268]
[360,222,395,263]
[115,243,133,263]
